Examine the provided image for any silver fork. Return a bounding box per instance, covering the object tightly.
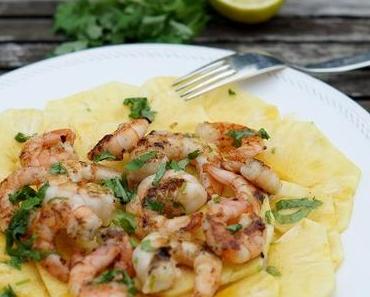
[173,51,370,100]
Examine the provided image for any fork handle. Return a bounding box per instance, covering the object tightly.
[296,52,370,73]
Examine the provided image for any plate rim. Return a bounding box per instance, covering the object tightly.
[1,43,370,143]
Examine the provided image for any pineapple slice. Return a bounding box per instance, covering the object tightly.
[216,271,279,297]
[36,264,71,297]
[142,77,210,133]
[161,257,264,297]
[268,219,335,297]
[327,230,343,270]
[45,82,141,124]
[257,118,360,231]
[0,234,49,297]
[0,109,44,180]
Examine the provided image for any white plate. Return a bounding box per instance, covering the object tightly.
[0,44,369,296]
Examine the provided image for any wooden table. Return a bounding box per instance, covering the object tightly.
[0,0,369,112]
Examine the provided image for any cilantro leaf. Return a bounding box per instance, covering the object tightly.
[0,285,16,297]
[126,151,157,171]
[227,127,270,147]
[9,186,37,205]
[14,133,32,143]
[112,211,137,234]
[152,162,167,186]
[123,97,156,122]
[102,177,133,204]
[94,151,117,162]
[226,224,242,233]
[5,183,49,268]
[53,0,209,55]
[228,88,236,96]
[272,198,323,225]
[49,162,67,175]
[187,150,201,160]
[266,265,281,277]
[144,199,164,214]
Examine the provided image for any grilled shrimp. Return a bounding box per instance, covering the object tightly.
[88,119,149,161]
[203,197,266,264]
[31,182,116,281]
[128,170,207,219]
[69,229,133,297]
[126,130,221,196]
[126,130,202,186]
[205,165,265,213]
[60,160,121,183]
[196,122,266,163]
[222,158,281,194]
[133,232,222,297]
[0,166,48,231]
[20,129,77,167]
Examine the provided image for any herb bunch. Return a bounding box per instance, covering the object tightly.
[53,0,210,55]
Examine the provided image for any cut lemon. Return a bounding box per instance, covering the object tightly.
[210,0,284,24]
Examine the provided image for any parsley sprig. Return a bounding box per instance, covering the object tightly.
[124,98,156,122]
[5,183,49,269]
[227,128,270,147]
[270,198,323,225]
[102,177,134,204]
[94,269,137,296]
[53,0,209,55]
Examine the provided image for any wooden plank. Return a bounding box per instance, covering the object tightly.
[0,0,59,17]
[358,100,370,112]
[280,0,370,17]
[0,19,63,42]
[0,0,370,17]
[1,18,370,43]
[199,18,370,43]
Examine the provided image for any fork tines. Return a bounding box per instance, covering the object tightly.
[173,55,237,100]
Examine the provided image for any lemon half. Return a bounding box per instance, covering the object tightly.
[210,0,284,24]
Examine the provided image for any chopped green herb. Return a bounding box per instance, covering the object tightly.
[264,210,274,225]
[102,177,133,204]
[112,211,137,234]
[145,199,164,214]
[0,285,16,297]
[94,269,120,284]
[272,198,322,225]
[126,151,157,171]
[275,198,323,211]
[257,128,270,140]
[266,265,281,277]
[124,97,156,122]
[187,150,201,160]
[212,196,221,204]
[168,159,187,171]
[49,162,67,175]
[273,207,312,225]
[5,183,49,268]
[129,237,139,248]
[14,132,32,143]
[227,127,270,147]
[226,224,242,233]
[152,162,167,186]
[53,0,209,55]
[228,89,236,96]
[141,240,154,252]
[9,186,37,205]
[94,268,137,295]
[94,151,117,162]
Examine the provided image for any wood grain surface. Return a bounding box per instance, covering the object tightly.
[0,0,369,111]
